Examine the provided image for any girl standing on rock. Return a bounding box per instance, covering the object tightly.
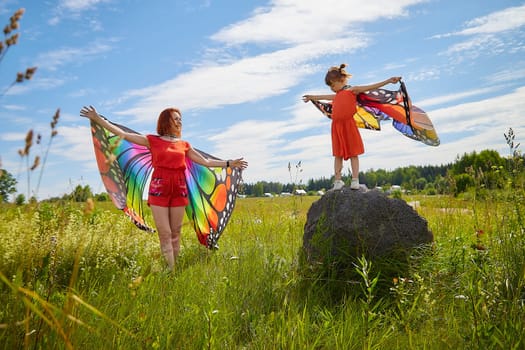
[303,64,401,190]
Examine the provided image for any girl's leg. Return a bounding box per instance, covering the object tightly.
[168,206,186,261]
[331,156,345,190]
[350,156,359,181]
[150,205,175,269]
[350,156,360,189]
[334,156,343,181]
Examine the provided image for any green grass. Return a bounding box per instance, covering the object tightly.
[1,192,524,349]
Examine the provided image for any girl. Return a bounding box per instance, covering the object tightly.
[303,64,401,190]
[81,106,248,270]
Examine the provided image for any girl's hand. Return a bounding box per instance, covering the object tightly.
[389,77,402,84]
[302,95,313,103]
[80,105,100,120]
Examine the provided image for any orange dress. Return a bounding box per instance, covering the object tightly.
[146,135,190,207]
[331,88,364,160]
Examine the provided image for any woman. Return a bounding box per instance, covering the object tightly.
[80,106,248,270]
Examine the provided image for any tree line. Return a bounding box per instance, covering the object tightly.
[1,148,523,203]
[242,148,523,196]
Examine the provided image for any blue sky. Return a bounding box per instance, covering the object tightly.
[1,0,524,200]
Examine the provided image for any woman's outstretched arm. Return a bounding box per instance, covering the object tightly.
[80,105,149,147]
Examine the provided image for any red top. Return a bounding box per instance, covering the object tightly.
[146,135,190,170]
[330,88,364,160]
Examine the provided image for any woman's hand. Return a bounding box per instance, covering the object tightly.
[230,158,248,170]
[80,105,100,120]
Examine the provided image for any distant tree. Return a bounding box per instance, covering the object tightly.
[15,193,25,205]
[95,192,110,202]
[253,182,264,197]
[423,183,436,195]
[414,177,427,191]
[453,173,475,195]
[451,150,505,175]
[0,169,17,202]
[70,185,93,202]
[434,175,451,195]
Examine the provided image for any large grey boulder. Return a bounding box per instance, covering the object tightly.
[303,189,433,265]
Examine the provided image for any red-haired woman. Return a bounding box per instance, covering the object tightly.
[303,64,400,191]
[81,106,248,270]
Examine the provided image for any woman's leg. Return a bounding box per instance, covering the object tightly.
[150,205,175,269]
[168,206,186,261]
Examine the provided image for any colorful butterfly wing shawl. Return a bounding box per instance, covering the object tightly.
[310,100,384,130]
[309,82,440,146]
[184,150,243,249]
[90,119,155,232]
[90,116,243,248]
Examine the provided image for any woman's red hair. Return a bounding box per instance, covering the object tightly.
[157,108,182,137]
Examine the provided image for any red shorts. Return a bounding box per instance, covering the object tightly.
[147,168,189,207]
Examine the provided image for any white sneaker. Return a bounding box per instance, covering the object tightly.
[331,180,345,191]
[350,179,360,190]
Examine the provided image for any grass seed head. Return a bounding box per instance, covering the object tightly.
[24,67,37,80]
[84,198,95,215]
[30,156,40,170]
[23,129,33,155]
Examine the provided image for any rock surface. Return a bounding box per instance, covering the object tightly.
[303,188,433,263]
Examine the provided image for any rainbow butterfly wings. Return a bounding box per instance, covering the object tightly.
[310,81,440,146]
[185,150,243,249]
[89,118,242,248]
[90,119,154,232]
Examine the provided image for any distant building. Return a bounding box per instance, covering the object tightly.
[294,189,307,196]
[386,185,403,195]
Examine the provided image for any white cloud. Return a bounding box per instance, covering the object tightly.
[35,40,115,71]
[433,5,525,63]
[487,66,525,84]
[407,68,441,82]
[417,86,496,108]
[49,0,112,26]
[118,38,367,120]
[1,104,26,111]
[59,0,110,12]
[444,34,507,58]
[0,131,27,142]
[54,125,97,165]
[211,0,422,45]
[5,77,67,96]
[454,4,525,36]
[429,86,525,134]
[434,4,525,39]
[115,0,429,122]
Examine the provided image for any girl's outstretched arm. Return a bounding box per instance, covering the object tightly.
[302,94,335,102]
[351,77,402,94]
[80,105,149,147]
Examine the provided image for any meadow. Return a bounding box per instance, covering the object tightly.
[1,189,524,349]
